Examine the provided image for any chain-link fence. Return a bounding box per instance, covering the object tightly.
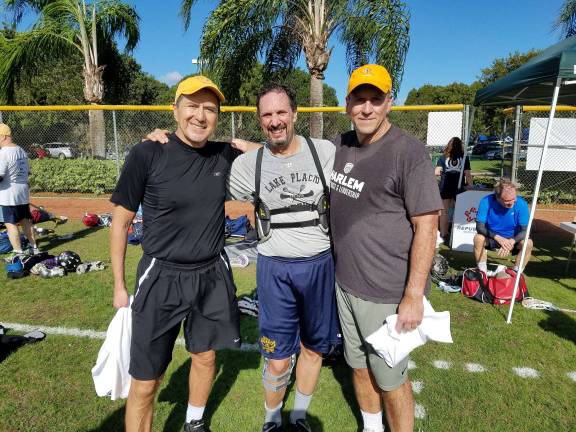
[0,104,466,194]
[504,107,576,206]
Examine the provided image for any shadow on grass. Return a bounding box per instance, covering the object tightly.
[328,360,362,432]
[86,350,261,432]
[538,309,576,346]
[87,406,125,432]
[158,349,261,431]
[37,226,105,250]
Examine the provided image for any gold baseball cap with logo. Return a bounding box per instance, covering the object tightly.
[347,64,392,96]
[174,75,226,104]
[0,123,11,136]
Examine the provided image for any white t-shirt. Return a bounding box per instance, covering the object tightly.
[0,146,29,206]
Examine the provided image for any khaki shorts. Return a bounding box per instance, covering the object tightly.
[335,282,409,391]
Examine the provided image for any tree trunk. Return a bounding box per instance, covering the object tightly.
[88,108,106,159]
[83,64,106,158]
[309,74,323,139]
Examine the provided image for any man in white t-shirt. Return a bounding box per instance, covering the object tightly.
[0,123,38,257]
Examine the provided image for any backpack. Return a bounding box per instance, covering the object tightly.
[462,267,529,305]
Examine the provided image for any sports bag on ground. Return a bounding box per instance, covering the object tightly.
[488,269,529,305]
[462,267,529,305]
[462,268,492,303]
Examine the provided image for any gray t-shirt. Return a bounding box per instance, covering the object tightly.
[228,135,334,258]
[0,146,30,206]
[330,126,443,303]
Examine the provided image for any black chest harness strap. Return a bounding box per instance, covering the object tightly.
[253,137,330,239]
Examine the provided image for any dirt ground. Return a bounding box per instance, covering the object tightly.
[30,195,574,241]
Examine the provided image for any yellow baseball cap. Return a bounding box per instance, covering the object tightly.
[174,75,225,104]
[0,123,11,136]
[347,64,392,96]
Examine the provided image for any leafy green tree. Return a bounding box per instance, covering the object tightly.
[0,0,140,157]
[554,0,576,38]
[405,82,481,106]
[180,0,410,138]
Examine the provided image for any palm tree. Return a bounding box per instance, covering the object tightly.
[180,0,410,138]
[554,0,576,38]
[0,0,139,157]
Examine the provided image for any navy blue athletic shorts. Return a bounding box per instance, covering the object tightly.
[256,249,341,359]
[1,204,31,224]
[130,252,241,380]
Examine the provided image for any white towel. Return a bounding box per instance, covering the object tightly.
[365,298,453,368]
[91,298,133,400]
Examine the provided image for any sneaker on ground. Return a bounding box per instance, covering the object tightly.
[38,265,66,278]
[183,419,210,432]
[76,261,106,274]
[4,251,25,263]
[290,419,312,432]
[262,423,283,432]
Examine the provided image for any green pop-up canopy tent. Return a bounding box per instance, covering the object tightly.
[472,35,576,323]
[474,35,576,106]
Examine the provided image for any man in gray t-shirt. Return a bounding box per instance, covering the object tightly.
[0,123,38,257]
[330,65,442,432]
[228,84,340,432]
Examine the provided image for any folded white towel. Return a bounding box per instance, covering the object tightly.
[365,298,453,367]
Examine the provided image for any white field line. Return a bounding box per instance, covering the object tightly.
[512,367,540,378]
[1,322,259,351]
[465,363,487,373]
[414,403,427,419]
[433,360,452,370]
[411,380,424,394]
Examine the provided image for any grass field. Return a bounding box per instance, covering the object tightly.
[1,221,575,432]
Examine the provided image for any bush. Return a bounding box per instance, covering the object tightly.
[473,176,496,189]
[29,159,120,194]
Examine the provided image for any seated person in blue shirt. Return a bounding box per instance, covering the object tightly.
[474,179,533,273]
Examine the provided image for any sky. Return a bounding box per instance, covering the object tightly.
[4,0,568,104]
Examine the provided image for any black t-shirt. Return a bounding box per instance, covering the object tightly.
[111,134,239,264]
[330,126,443,303]
[436,155,471,196]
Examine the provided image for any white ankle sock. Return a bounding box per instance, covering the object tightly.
[478,261,488,273]
[264,401,283,425]
[185,404,205,423]
[361,410,384,432]
[290,388,312,423]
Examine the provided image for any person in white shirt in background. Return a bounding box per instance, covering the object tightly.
[0,123,39,258]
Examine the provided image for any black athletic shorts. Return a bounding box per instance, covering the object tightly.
[1,204,31,224]
[486,238,521,254]
[129,252,241,380]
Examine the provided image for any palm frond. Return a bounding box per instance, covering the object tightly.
[554,0,576,38]
[199,0,285,101]
[0,25,76,101]
[264,14,302,76]
[340,0,410,96]
[95,0,140,52]
[179,0,201,31]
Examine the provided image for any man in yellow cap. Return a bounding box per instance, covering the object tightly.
[330,65,442,432]
[0,123,39,259]
[109,76,240,432]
